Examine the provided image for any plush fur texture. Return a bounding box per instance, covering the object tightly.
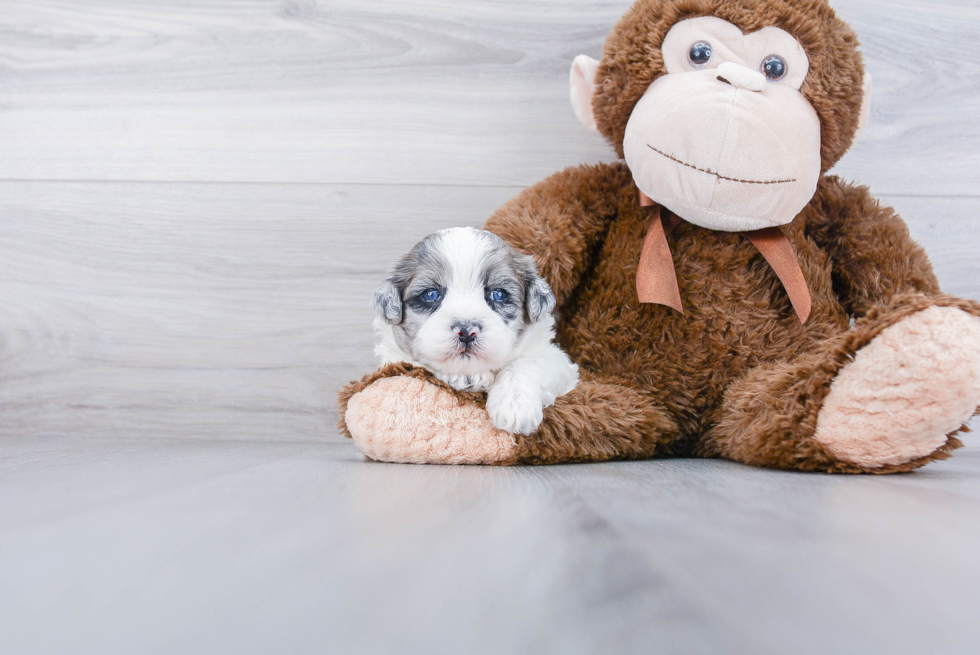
[337,0,980,473]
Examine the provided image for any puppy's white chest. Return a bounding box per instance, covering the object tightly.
[437,371,497,393]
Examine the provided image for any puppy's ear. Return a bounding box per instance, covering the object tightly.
[525,274,556,323]
[510,250,555,322]
[372,280,403,324]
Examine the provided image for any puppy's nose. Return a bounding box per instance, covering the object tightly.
[453,322,480,345]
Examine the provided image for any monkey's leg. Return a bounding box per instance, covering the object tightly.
[702,295,980,473]
[338,364,678,465]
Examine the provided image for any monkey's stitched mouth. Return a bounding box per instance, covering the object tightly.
[647,145,797,185]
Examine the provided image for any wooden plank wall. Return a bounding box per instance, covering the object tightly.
[1,0,978,442]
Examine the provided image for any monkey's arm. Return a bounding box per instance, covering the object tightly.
[484,162,632,306]
[807,176,940,318]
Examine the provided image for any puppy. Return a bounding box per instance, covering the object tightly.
[372,227,579,435]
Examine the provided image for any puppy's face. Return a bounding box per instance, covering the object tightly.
[373,227,555,376]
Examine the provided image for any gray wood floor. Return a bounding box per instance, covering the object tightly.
[2,1,979,653]
[4,437,980,655]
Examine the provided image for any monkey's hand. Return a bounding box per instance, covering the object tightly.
[339,364,519,465]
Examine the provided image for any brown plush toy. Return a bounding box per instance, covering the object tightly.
[338,0,980,473]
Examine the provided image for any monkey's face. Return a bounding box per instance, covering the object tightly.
[571,12,865,233]
[622,17,822,232]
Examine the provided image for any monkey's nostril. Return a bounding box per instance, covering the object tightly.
[715,62,767,92]
[717,73,763,93]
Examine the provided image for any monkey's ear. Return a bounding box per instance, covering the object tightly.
[372,280,403,325]
[854,73,873,140]
[570,54,600,133]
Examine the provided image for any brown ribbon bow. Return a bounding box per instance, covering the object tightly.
[636,191,811,323]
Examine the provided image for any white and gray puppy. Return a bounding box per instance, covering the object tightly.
[373,227,579,435]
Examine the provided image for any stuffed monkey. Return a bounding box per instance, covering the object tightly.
[339,0,980,473]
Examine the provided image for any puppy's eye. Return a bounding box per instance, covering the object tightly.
[490,289,508,303]
[689,41,712,68]
[761,55,788,81]
[421,289,440,302]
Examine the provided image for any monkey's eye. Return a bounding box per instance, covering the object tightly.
[421,289,440,302]
[688,41,713,67]
[761,55,788,81]
[489,289,508,303]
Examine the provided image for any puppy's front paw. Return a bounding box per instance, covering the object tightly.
[487,378,544,435]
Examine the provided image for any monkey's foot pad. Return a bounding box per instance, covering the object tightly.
[345,376,518,465]
[815,306,980,468]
